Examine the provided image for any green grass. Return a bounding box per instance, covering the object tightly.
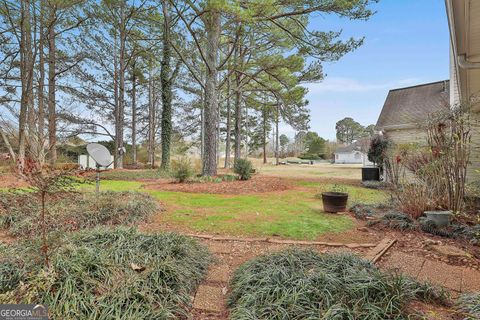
[99,169,171,180]
[82,179,387,240]
[79,179,143,192]
[228,249,447,319]
[0,227,211,318]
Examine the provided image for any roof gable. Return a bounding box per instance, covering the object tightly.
[376,81,450,130]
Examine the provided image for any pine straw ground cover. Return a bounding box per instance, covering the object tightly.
[228,249,448,320]
[0,227,211,319]
[0,191,158,237]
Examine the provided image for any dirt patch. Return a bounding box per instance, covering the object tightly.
[316,220,385,244]
[407,301,460,320]
[144,176,292,194]
[0,174,28,189]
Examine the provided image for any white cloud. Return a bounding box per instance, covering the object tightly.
[306,77,422,94]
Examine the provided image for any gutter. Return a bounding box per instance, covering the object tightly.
[458,54,480,69]
[445,0,463,96]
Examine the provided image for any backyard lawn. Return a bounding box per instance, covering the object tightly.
[80,175,387,240]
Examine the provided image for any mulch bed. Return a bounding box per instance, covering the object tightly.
[0,174,28,189]
[143,176,292,195]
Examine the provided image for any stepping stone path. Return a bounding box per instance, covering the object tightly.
[189,236,480,319]
[188,237,375,319]
[380,251,480,293]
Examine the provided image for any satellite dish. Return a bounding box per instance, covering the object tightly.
[87,143,112,167]
[86,143,113,193]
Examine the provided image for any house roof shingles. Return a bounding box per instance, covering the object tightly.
[376,80,450,130]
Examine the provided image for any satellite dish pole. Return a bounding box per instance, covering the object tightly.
[96,163,101,193]
[86,143,113,193]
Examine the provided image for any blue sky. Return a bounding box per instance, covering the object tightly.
[291,0,450,140]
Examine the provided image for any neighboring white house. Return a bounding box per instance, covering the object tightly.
[334,143,372,165]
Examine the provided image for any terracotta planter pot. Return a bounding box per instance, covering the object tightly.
[322,192,348,213]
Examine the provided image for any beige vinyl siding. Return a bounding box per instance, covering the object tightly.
[384,128,428,146]
[381,128,426,183]
[383,121,480,183]
[468,112,480,182]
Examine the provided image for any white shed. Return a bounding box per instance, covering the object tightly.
[334,143,372,165]
[78,154,114,169]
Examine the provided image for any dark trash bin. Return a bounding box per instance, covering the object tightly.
[362,167,380,181]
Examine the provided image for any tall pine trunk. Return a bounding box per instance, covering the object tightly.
[147,68,155,166]
[113,30,119,167]
[202,9,220,176]
[27,1,36,158]
[116,5,126,169]
[262,107,267,164]
[131,64,137,164]
[18,0,31,168]
[275,104,279,165]
[160,0,172,170]
[47,4,56,167]
[37,0,46,164]
[224,73,231,168]
[233,38,245,163]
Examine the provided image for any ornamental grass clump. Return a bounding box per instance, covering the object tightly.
[0,227,211,319]
[233,158,253,180]
[457,292,480,319]
[0,191,158,237]
[228,249,447,320]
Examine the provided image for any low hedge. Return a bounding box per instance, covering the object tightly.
[0,191,158,237]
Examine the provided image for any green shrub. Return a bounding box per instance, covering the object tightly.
[0,228,211,318]
[233,158,253,180]
[221,174,238,182]
[419,219,454,238]
[381,211,416,230]
[171,157,194,183]
[349,203,377,220]
[298,153,323,160]
[0,191,158,237]
[228,249,447,319]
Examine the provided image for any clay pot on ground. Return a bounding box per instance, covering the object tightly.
[322,192,348,213]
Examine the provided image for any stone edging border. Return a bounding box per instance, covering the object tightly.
[185,233,377,249]
[365,238,397,262]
